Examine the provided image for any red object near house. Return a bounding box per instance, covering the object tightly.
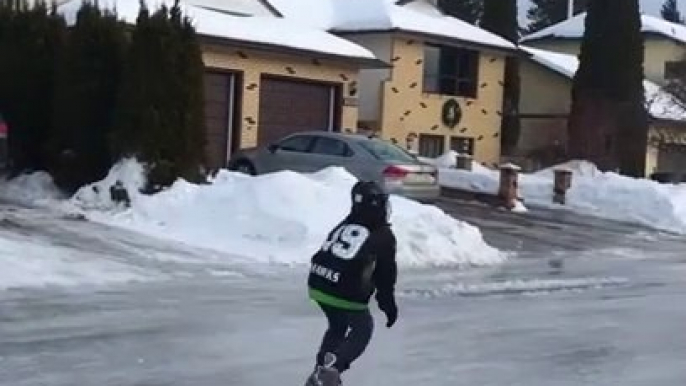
[0,113,7,137]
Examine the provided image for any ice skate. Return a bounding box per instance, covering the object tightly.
[305,353,342,386]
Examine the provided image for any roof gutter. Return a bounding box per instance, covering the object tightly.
[649,116,686,127]
[334,28,521,56]
[197,34,391,69]
[521,31,686,47]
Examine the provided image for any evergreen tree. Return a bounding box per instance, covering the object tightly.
[50,1,129,192]
[437,0,482,24]
[172,4,206,177]
[568,0,647,176]
[0,1,67,174]
[479,0,521,155]
[661,0,683,24]
[112,0,206,189]
[480,0,518,40]
[526,0,589,33]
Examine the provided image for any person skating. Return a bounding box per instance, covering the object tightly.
[305,180,398,386]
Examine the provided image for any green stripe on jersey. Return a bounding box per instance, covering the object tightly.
[308,288,368,311]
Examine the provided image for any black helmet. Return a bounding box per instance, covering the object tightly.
[350,180,390,226]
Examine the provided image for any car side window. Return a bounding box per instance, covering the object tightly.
[310,137,353,157]
[278,135,314,153]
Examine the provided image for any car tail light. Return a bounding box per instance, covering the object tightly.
[383,165,409,180]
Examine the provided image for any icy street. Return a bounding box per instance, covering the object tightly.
[1,200,686,386]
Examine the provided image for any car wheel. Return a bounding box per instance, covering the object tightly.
[233,160,256,175]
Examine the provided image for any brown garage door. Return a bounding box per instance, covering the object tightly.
[204,71,238,170]
[258,76,339,146]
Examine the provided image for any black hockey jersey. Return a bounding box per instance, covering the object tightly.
[308,218,397,311]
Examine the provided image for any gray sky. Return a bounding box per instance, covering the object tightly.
[517,0,686,26]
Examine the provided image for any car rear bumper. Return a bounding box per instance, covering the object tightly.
[387,183,441,203]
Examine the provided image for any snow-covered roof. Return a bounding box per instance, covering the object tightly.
[520,45,686,122]
[57,0,380,63]
[186,0,278,17]
[265,0,518,53]
[520,12,686,46]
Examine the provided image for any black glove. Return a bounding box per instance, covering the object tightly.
[376,292,398,328]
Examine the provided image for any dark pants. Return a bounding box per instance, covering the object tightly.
[316,302,374,373]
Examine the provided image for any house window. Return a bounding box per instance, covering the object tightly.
[418,134,445,157]
[450,136,475,155]
[422,43,480,98]
[664,61,686,80]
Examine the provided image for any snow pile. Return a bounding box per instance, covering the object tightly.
[67,159,506,268]
[420,150,493,174]
[0,171,66,206]
[70,157,147,211]
[438,156,686,233]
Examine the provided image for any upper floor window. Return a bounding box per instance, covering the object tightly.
[422,43,480,98]
[664,60,686,80]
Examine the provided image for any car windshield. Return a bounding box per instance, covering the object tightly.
[359,138,418,163]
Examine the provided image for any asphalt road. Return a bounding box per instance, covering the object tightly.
[0,200,685,386]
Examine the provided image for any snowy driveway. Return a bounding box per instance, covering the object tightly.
[1,201,685,386]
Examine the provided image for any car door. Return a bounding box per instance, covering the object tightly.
[259,134,317,174]
[306,136,359,175]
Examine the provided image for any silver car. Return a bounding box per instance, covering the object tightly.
[227,131,440,202]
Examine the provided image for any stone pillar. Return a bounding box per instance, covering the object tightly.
[498,163,521,210]
[455,154,473,170]
[553,168,573,204]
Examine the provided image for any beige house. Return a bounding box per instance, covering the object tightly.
[61,0,518,170]
[60,0,387,171]
[520,12,686,88]
[268,0,518,166]
[519,13,686,175]
[518,45,686,175]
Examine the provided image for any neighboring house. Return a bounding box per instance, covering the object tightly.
[518,45,686,175]
[265,0,519,165]
[520,12,686,87]
[58,0,385,170]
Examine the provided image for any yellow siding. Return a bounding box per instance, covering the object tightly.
[201,43,360,148]
[518,55,683,175]
[645,144,658,175]
[379,35,506,165]
[643,38,686,85]
[518,59,571,152]
[524,37,686,85]
[522,40,580,56]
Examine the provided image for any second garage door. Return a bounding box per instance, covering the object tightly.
[257,76,340,147]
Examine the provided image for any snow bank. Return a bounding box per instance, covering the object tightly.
[70,157,147,211]
[67,159,506,268]
[438,156,686,233]
[419,150,494,173]
[0,171,66,206]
